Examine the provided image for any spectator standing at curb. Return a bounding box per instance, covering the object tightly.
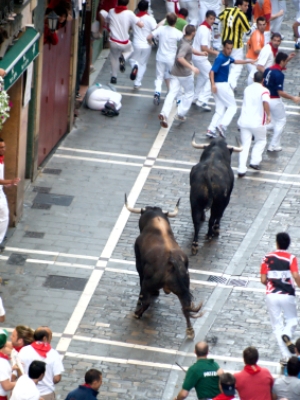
[0,329,18,398]
[0,296,5,323]
[234,346,274,400]
[273,357,300,399]
[65,369,103,400]
[173,341,223,400]
[107,0,144,85]
[213,373,236,400]
[261,232,300,362]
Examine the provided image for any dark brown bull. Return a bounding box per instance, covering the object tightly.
[125,194,203,339]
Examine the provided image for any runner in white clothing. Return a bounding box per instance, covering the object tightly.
[107,0,144,85]
[11,361,46,400]
[129,1,157,89]
[0,138,20,252]
[147,13,183,105]
[192,10,219,112]
[237,71,271,177]
[198,0,225,50]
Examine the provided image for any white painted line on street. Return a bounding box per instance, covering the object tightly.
[59,147,146,160]
[4,247,98,260]
[26,259,94,270]
[53,154,143,167]
[56,104,178,354]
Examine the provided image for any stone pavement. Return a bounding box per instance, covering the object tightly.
[1,1,300,399]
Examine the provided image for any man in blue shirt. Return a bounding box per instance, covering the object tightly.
[263,52,300,152]
[207,39,253,138]
[65,369,102,400]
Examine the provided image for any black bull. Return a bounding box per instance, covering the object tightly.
[190,136,242,255]
[125,195,203,339]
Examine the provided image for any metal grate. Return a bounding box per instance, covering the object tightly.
[43,168,62,175]
[31,203,52,210]
[33,186,51,194]
[228,279,248,287]
[33,193,74,207]
[24,231,45,239]
[7,253,27,266]
[43,275,88,291]
[208,275,228,284]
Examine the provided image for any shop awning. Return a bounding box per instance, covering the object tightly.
[0,27,40,91]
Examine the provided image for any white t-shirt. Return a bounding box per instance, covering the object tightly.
[192,24,211,61]
[250,43,274,78]
[132,14,156,49]
[0,357,12,396]
[200,0,221,7]
[10,374,40,400]
[107,9,139,42]
[19,346,64,396]
[0,162,4,192]
[0,297,5,317]
[238,82,270,128]
[152,25,183,63]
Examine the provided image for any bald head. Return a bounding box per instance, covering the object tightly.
[34,327,52,343]
[195,341,209,357]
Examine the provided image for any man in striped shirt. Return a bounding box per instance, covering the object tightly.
[219,0,251,89]
[261,232,300,362]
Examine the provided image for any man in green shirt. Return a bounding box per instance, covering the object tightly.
[162,8,189,32]
[174,342,223,400]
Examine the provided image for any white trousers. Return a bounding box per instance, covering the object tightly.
[155,60,173,93]
[179,0,199,25]
[193,58,211,103]
[109,41,134,78]
[269,98,286,148]
[228,47,244,90]
[0,191,9,244]
[238,126,267,174]
[129,46,152,87]
[198,2,222,50]
[246,60,257,86]
[266,294,298,357]
[208,82,237,132]
[87,89,122,111]
[293,0,300,19]
[161,74,194,119]
[166,0,178,13]
[270,0,285,33]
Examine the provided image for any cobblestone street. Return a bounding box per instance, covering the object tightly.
[1,1,300,399]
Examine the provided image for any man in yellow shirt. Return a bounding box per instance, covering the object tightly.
[246,16,266,85]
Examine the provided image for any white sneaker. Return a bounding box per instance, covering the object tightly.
[201,103,211,111]
[174,114,186,122]
[268,146,282,152]
[195,100,203,107]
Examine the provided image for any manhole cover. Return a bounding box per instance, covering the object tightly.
[33,186,51,194]
[7,253,27,266]
[43,275,88,291]
[31,203,52,210]
[43,168,62,175]
[208,275,228,284]
[24,231,45,239]
[33,193,74,207]
[228,278,248,287]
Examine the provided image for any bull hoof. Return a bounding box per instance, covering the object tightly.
[134,311,141,319]
[186,327,195,340]
[205,234,213,240]
[191,242,198,255]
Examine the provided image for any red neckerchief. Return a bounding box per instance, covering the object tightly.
[31,341,52,358]
[114,5,127,13]
[13,345,23,353]
[244,364,261,375]
[0,156,4,164]
[0,352,10,361]
[213,394,234,400]
[270,63,285,71]
[136,11,148,17]
[268,42,278,57]
[200,20,212,30]
[82,384,92,388]
[176,13,185,19]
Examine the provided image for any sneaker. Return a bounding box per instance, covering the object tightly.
[174,114,186,122]
[130,64,138,81]
[282,334,296,354]
[216,125,226,138]
[237,172,246,178]
[176,99,181,106]
[195,100,203,107]
[153,92,160,106]
[201,103,211,112]
[119,54,126,72]
[280,357,289,366]
[158,113,168,128]
[134,84,141,90]
[295,43,300,50]
[206,130,217,139]
[110,77,117,84]
[249,164,261,171]
[267,146,282,152]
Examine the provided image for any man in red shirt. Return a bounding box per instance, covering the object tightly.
[234,346,273,400]
[261,232,300,361]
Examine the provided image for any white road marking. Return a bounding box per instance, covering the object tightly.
[4,247,98,260]
[53,154,143,167]
[59,147,146,160]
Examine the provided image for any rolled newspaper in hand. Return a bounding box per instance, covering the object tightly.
[11,348,24,375]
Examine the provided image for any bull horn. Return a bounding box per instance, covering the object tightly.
[124,193,142,214]
[227,137,243,152]
[165,198,180,218]
[192,132,210,149]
